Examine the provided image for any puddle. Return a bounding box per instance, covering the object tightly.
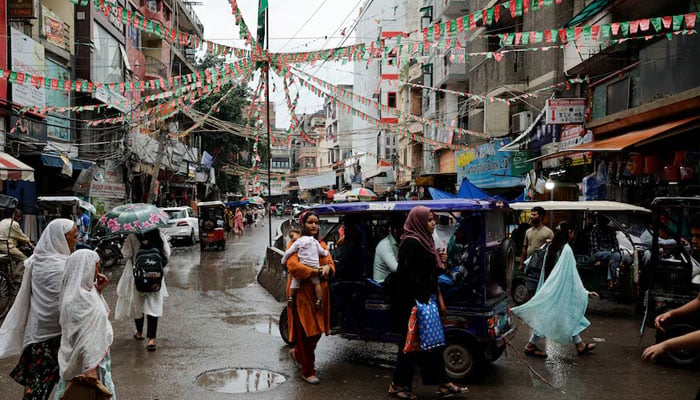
[221,314,281,337]
[196,368,286,393]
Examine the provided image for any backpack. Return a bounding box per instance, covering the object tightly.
[133,247,163,292]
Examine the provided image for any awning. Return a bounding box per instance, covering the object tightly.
[41,153,95,170]
[528,115,700,162]
[567,115,700,152]
[565,0,614,27]
[0,152,34,181]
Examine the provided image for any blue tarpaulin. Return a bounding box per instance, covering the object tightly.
[428,178,491,200]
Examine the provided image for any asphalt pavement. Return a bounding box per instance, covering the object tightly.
[0,217,698,399]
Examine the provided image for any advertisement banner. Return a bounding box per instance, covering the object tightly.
[456,139,522,189]
[11,27,45,108]
[45,60,71,141]
[43,8,65,48]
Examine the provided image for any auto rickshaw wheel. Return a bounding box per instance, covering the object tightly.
[656,323,700,366]
[443,336,483,380]
[511,279,530,305]
[279,306,295,346]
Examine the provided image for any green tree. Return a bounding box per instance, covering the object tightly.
[194,54,252,194]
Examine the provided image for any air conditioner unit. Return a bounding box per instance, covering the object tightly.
[511,111,533,133]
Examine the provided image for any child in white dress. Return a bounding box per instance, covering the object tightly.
[281,227,328,308]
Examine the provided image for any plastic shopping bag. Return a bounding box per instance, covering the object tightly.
[402,306,421,354]
[415,295,446,351]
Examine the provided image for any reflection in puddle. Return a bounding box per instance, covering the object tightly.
[544,342,574,388]
[196,368,286,393]
[221,314,281,337]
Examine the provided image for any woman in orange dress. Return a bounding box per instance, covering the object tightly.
[285,211,335,384]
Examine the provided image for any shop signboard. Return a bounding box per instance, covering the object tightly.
[11,28,45,108]
[540,142,559,169]
[45,60,71,141]
[456,138,522,189]
[90,181,126,199]
[511,151,534,176]
[546,98,586,124]
[556,125,593,166]
[8,0,34,18]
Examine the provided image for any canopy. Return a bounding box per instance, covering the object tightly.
[509,200,650,213]
[37,196,97,214]
[346,187,378,201]
[0,152,34,182]
[311,199,508,215]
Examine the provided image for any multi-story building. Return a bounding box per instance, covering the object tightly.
[325,85,353,161]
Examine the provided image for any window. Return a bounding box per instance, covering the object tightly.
[422,64,433,88]
[420,6,433,29]
[387,92,397,108]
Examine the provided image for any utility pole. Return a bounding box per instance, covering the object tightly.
[147,127,166,204]
[265,7,272,246]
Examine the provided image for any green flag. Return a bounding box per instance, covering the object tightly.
[257,0,268,47]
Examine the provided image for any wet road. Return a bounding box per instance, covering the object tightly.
[1,218,698,399]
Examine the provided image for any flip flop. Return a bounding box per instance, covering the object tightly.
[577,342,596,355]
[389,383,417,399]
[133,333,145,340]
[438,382,469,398]
[524,345,547,358]
[147,343,157,352]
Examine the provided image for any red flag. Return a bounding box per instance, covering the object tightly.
[456,17,464,33]
[494,6,500,23]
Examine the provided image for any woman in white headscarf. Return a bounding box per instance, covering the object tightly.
[0,218,78,400]
[53,249,115,399]
[115,228,170,352]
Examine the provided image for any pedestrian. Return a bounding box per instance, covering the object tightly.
[76,208,91,244]
[0,219,78,400]
[54,249,115,399]
[285,211,335,385]
[224,209,233,238]
[518,206,554,273]
[642,212,700,363]
[234,208,244,234]
[513,221,599,357]
[115,228,171,352]
[389,206,468,399]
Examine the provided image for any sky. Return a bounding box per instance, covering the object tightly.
[194,0,365,129]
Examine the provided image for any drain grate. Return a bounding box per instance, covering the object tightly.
[196,368,286,394]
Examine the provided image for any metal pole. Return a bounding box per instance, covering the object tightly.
[265,8,272,246]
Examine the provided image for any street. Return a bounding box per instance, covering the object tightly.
[1,217,698,399]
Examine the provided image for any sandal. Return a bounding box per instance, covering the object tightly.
[577,342,596,355]
[388,383,417,400]
[314,298,322,310]
[133,333,145,340]
[438,382,469,398]
[524,345,547,358]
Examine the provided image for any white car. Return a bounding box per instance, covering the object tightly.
[161,206,199,245]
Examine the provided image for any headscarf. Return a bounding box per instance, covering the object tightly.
[401,206,443,269]
[0,218,75,358]
[58,250,113,381]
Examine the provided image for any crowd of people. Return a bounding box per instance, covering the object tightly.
[224,206,266,237]
[0,218,171,400]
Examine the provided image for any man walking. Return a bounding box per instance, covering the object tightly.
[518,206,554,273]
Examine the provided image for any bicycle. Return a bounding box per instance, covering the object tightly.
[0,253,18,318]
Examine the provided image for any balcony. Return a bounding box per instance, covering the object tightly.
[408,62,423,84]
[442,0,468,18]
[297,147,317,159]
[171,44,197,74]
[144,55,168,79]
[174,0,204,37]
[437,59,468,88]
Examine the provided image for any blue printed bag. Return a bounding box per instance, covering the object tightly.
[415,295,446,351]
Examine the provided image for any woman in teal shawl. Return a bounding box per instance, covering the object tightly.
[512,222,599,357]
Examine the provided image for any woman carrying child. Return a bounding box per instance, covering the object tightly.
[285,211,335,385]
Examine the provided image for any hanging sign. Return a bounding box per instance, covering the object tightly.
[545,98,586,124]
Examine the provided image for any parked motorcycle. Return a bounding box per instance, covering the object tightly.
[77,234,124,268]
